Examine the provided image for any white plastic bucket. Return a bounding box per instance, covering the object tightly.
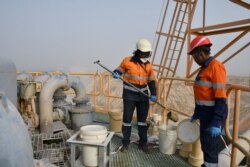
[159,125,177,155]
[108,108,123,132]
[80,125,107,167]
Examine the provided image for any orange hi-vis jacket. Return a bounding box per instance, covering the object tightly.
[116,56,155,85]
[115,56,156,101]
[193,57,228,128]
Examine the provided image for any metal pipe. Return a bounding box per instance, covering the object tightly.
[69,76,87,102]
[219,129,250,167]
[40,75,87,134]
[40,75,68,134]
[31,97,39,128]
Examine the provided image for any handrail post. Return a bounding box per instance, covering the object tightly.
[230,89,241,167]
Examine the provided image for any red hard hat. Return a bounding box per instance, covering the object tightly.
[188,36,212,54]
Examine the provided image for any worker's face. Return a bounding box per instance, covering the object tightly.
[139,51,151,58]
[191,51,205,66]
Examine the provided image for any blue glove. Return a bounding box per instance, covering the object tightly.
[150,95,157,102]
[112,72,120,79]
[208,127,221,138]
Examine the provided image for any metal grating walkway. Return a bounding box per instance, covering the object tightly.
[31,113,193,167]
[31,130,193,167]
[31,130,72,167]
[110,135,192,167]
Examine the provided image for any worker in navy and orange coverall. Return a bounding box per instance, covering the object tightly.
[112,39,157,154]
[189,36,228,167]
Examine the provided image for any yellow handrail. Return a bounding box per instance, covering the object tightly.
[225,84,250,167]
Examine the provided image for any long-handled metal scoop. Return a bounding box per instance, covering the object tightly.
[94,60,178,122]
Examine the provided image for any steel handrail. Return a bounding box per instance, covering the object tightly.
[157,77,194,123]
[225,84,250,167]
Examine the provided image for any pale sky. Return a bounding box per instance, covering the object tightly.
[0,0,249,76]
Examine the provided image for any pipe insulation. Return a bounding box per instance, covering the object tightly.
[218,129,250,167]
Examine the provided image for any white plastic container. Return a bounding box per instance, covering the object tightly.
[177,119,200,144]
[159,125,177,155]
[80,125,107,167]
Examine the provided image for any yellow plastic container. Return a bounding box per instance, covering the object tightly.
[108,108,123,132]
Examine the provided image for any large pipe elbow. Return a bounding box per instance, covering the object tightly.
[39,75,68,134]
[69,76,88,102]
[40,75,88,134]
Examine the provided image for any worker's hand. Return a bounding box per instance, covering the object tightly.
[150,95,157,102]
[208,127,221,138]
[112,72,120,79]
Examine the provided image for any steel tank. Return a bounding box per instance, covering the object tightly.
[0,57,17,106]
[0,93,33,167]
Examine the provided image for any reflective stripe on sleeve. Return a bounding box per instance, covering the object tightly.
[212,83,225,89]
[195,80,212,87]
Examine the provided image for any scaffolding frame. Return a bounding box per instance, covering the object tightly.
[186,0,250,78]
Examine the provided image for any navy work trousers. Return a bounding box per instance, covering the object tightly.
[200,120,220,163]
[122,99,149,146]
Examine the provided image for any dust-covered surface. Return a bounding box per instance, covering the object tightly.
[20,74,249,166]
[22,73,249,167]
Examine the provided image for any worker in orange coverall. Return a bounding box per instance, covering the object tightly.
[112,38,157,154]
[189,36,228,167]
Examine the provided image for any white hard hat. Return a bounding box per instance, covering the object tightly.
[136,39,152,52]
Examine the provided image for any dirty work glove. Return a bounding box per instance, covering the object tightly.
[150,95,157,102]
[112,72,120,79]
[208,127,221,138]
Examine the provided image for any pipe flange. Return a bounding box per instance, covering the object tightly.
[53,93,67,99]
[73,97,89,104]
[70,106,92,114]
[71,107,84,113]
